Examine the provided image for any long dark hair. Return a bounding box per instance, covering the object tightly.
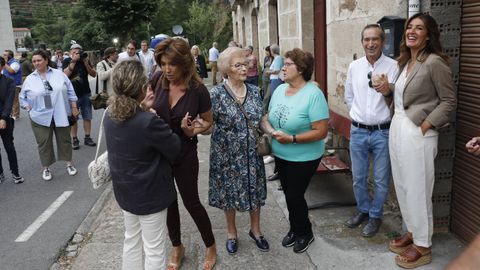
[154,38,202,90]
[397,13,449,68]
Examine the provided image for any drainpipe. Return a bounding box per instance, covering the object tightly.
[408,0,420,18]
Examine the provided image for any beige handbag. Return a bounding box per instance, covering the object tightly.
[87,108,111,189]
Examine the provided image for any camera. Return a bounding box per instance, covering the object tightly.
[79,50,88,59]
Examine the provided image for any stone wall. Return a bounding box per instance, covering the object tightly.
[0,0,16,53]
[326,0,408,118]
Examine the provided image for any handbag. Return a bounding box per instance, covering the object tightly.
[90,61,109,110]
[223,83,271,156]
[88,108,111,189]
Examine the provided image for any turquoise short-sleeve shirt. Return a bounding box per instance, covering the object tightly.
[268,82,329,162]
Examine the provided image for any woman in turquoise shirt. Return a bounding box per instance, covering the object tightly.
[262,48,329,253]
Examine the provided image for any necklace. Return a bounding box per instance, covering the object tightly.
[226,80,246,98]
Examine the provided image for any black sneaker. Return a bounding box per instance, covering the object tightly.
[293,234,314,253]
[282,231,295,247]
[84,137,96,147]
[72,137,80,150]
[13,175,24,184]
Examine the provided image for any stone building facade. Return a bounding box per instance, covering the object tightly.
[0,0,16,53]
[229,0,480,242]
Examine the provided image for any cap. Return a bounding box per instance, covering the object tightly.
[70,43,82,50]
[103,47,117,58]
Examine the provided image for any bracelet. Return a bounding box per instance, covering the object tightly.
[292,134,297,144]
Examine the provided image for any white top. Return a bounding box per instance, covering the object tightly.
[118,51,140,62]
[138,50,155,77]
[344,54,399,125]
[394,66,408,116]
[208,47,219,61]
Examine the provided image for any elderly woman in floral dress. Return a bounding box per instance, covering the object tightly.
[208,46,269,254]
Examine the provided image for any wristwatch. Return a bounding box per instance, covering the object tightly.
[292,134,297,144]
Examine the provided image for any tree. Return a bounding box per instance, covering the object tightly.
[24,36,34,50]
[30,4,70,49]
[184,0,232,51]
[82,0,158,43]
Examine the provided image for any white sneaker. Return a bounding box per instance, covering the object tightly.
[66,165,77,176]
[263,156,274,164]
[42,169,52,181]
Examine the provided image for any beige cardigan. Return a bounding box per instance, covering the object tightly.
[390,53,457,129]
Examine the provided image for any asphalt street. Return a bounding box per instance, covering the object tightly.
[0,107,106,270]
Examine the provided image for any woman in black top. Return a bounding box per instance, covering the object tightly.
[104,60,180,270]
[148,38,216,270]
[191,45,208,80]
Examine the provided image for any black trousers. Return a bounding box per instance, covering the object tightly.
[0,118,19,176]
[167,150,215,247]
[275,156,321,237]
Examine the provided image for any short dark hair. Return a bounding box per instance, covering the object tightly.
[0,57,5,67]
[127,39,137,49]
[4,50,14,59]
[21,52,28,58]
[361,24,386,41]
[284,48,314,81]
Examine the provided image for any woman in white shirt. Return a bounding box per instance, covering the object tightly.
[20,49,79,181]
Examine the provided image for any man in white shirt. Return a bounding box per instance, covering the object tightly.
[208,42,220,85]
[51,48,64,70]
[344,24,398,237]
[138,40,155,77]
[118,40,141,62]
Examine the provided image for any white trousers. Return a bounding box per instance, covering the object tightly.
[122,209,168,270]
[389,114,438,247]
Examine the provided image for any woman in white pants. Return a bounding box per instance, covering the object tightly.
[376,13,456,269]
[103,60,181,270]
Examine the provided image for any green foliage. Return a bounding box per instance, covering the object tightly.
[31,3,69,49]
[63,3,111,51]
[24,36,34,50]
[82,0,158,43]
[184,0,232,52]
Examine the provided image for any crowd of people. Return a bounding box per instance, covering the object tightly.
[1,12,476,270]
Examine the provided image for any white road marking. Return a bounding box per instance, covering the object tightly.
[15,191,74,242]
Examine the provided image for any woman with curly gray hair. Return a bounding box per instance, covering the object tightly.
[104,60,181,270]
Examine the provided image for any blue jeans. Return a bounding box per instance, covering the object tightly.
[349,125,391,218]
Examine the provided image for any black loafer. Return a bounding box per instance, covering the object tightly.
[362,218,382,237]
[282,231,295,247]
[248,231,269,251]
[267,172,279,181]
[345,212,369,228]
[226,238,238,254]
[293,234,314,253]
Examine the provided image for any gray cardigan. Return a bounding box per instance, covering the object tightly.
[104,109,180,215]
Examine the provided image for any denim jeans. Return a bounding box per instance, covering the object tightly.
[349,125,391,218]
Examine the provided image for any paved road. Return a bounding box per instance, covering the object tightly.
[0,108,106,270]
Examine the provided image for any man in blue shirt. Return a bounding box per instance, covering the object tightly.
[2,50,22,120]
[0,57,24,184]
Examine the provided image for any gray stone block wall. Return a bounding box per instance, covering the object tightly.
[422,0,462,231]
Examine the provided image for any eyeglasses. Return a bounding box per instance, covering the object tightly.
[284,62,296,67]
[368,71,373,88]
[230,63,248,69]
[42,80,53,91]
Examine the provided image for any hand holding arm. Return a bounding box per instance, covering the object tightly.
[466,137,480,156]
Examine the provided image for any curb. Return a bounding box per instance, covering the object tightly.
[50,183,113,270]
[76,184,113,235]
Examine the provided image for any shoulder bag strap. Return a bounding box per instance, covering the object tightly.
[222,83,259,137]
[94,107,108,161]
[95,70,99,94]
[101,61,107,93]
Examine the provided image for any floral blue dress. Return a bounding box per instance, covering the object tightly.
[208,83,267,211]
